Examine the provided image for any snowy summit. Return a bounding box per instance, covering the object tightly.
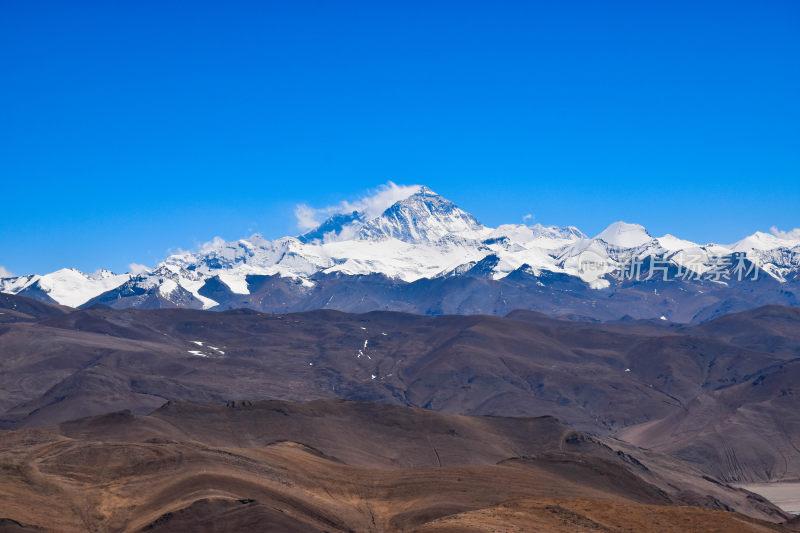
[2,184,799,311]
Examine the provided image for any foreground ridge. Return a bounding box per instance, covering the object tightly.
[0,399,790,531]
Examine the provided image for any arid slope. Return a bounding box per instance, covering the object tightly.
[0,400,792,532]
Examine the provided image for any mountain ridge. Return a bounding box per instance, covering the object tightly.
[3,293,800,486]
[0,398,790,531]
[2,185,799,321]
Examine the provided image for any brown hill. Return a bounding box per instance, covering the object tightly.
[0,400,791,532]
[1,294,800,483]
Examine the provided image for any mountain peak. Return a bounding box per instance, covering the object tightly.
[357,187,486,243]
[412,185,435,196]
[733,231,800,251]
[595,222,652,248]
[297,185,486,245]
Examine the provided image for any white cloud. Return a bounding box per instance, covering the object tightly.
[0,266,15,278]
[128,263,151,275]
[523,213,534,223]
[294,181,423,231]
[770,226,800,240]
[294,204,322,232]
[199,236,227,253]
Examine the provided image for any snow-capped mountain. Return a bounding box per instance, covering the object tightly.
[597,221,656,248]
[2,185,799,321]
[356,186,488,243]
[0,268,130,308]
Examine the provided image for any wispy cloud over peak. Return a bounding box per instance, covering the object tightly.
[294,182,422,231]
[770,226,800,241]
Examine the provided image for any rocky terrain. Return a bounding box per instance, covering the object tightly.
[2,294,800,485]
[0,400,792,532]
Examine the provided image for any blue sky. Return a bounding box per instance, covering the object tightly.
[1,1,798,275]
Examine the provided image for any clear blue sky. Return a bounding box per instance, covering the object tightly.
[1,1,798,275]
